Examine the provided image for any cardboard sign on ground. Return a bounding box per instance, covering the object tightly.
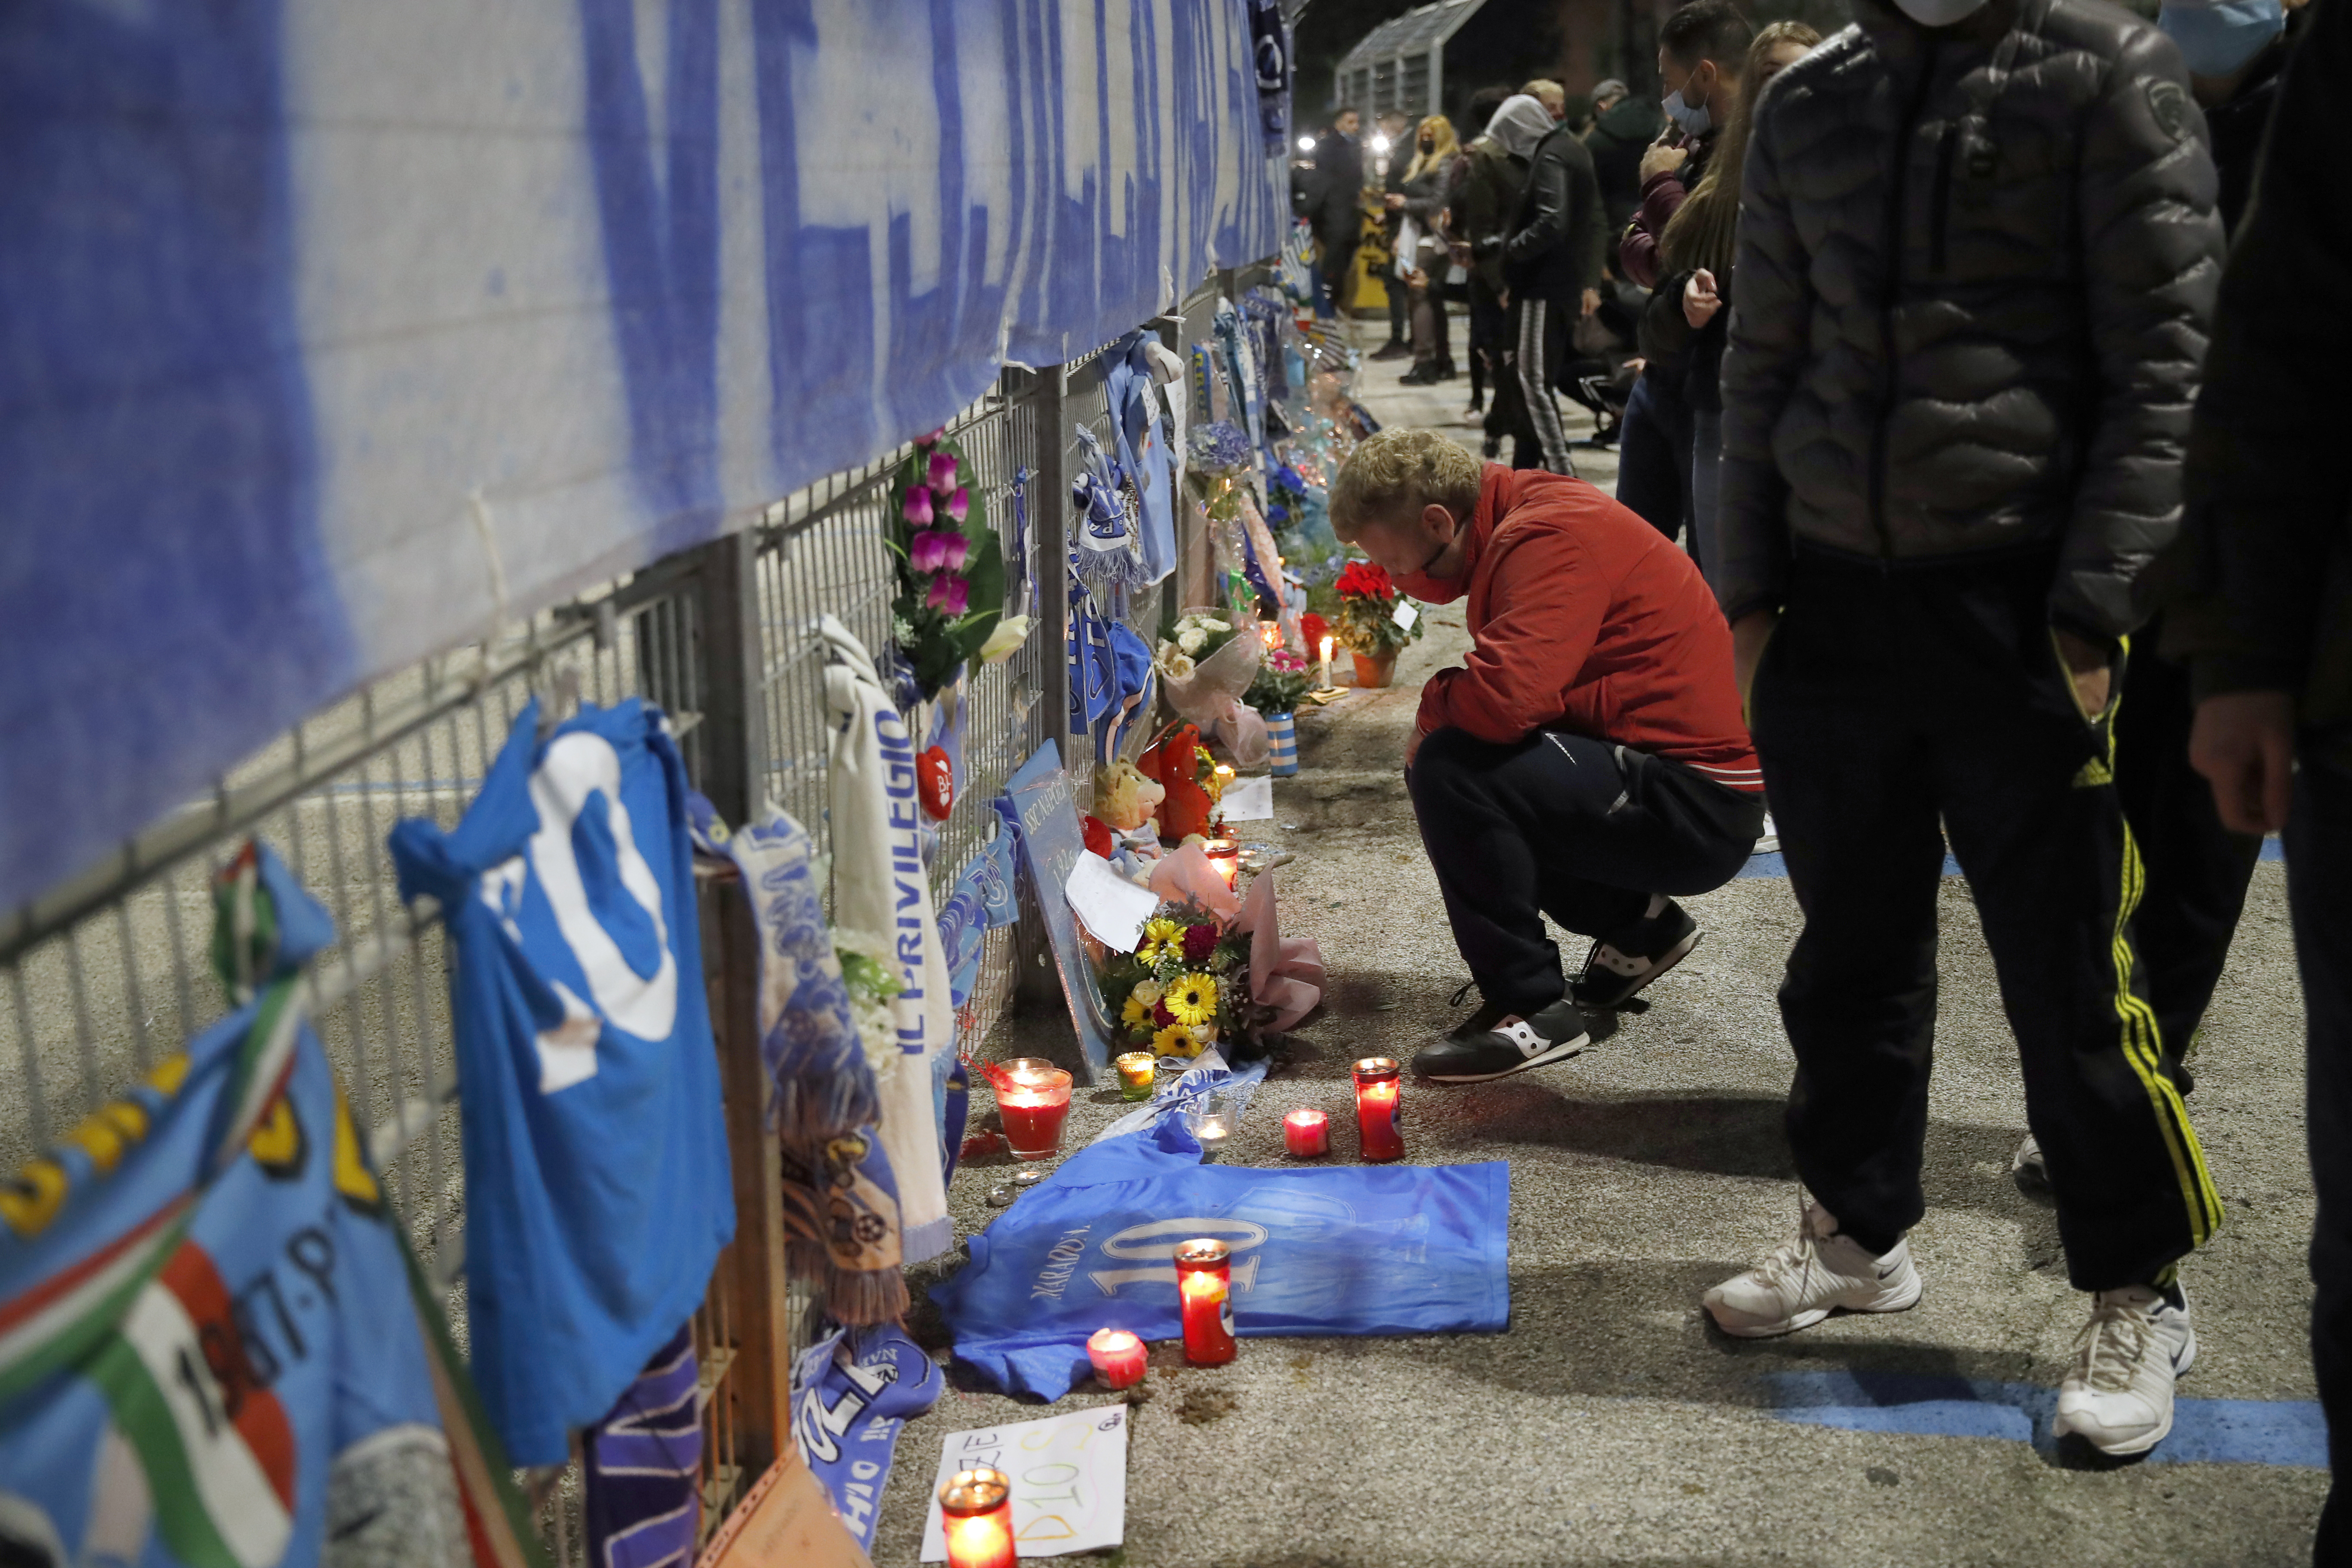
[697,1451,873,1568]
[918,1406,1130,1560]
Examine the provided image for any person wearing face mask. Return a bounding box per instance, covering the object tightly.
[1501,95,1608,475]
[1393,114,1461,386]
[1615,0,1752,548]
[2163,0,2294,230]
[1705,0,2226,1464]
[1454,93,1552,462]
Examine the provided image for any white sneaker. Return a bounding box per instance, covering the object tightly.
[1703,1199,1923,1338]
[2052,1283,2197,1456]
[2013,1132,2050,1188]
[1755,812,1779,855]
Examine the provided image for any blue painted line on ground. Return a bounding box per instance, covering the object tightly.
[1738,837,2283,881]
[1764,1370,2325,1467]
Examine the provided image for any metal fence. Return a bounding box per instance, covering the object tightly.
[0,265,1274,1560]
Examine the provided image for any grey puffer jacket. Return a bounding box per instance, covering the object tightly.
[1715,0,2223,642]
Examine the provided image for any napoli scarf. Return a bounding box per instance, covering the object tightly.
[790,1322,943,1552]
[689,796,909,1324]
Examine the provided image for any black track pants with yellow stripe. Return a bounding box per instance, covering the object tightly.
[1753,544,2223,1292]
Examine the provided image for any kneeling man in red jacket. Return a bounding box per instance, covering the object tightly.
[1331,429,1763,1081]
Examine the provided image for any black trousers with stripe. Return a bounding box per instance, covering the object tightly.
[1753,545,2222,1292]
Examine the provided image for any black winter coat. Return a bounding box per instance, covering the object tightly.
[1585,96,1664,238]
[2166,0,2352,747]
[1715,0,2223,643]
[1501,126,1607,307]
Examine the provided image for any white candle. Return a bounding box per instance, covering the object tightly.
[1319,634,1335,688]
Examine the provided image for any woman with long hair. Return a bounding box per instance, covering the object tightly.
[1651,20,1819,579]
[1390,113,1459,383]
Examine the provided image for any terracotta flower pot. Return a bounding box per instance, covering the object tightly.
[1352,649,1399,689]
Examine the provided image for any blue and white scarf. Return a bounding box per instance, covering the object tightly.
[791,1323,943,1551]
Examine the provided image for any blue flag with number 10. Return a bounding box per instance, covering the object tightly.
[930,1120,1510,1400]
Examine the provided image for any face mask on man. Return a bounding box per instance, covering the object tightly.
[2159,0,2285,77]
[1661,88,1712,137]
[1888,0,1992,25]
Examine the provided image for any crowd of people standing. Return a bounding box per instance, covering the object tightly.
[1307,0,2350,1554]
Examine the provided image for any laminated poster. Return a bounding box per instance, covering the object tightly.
[1004,741,1121,1081]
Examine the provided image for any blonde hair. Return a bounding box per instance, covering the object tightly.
[1520,79,1565,116]
[1404,115,1458,184]
[1330,429,1483,539]
[1660,20,1821,278]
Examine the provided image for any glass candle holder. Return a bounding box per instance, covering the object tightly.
[1283,1107,1330,1157]
[1353,1057,1404,1162]
[1175,1238,1238,1365]
[998,1065,1073,1161]
[1114,1051,1157,1101]
[937,1467,1017,1568]
[1185,1088,1236,1158]
[1087,1326,1148,1389]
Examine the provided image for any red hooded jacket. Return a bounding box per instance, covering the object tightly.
[1400,465,1761,792]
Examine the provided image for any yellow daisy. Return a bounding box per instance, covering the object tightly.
[1167,972,1218,1026]
[1121,992,1154,1031]
[1154,1023,1202,1058]
[1136,918,1181,963]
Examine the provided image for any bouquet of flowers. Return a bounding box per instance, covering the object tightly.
[1100,903,1252,1060]
[1333,559,1424,658]
[1155,611,1242,683]
[1243,647,1312,716]
[889,432,1007,698]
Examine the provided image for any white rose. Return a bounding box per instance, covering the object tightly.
[1178,627,1207,655]
[1158,651,1196,682]
[1201,619,1230,633]
[1133,979,1164,1005]
[1189,1023,1218,1045]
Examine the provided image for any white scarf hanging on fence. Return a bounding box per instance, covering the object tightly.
[820,615,955,1264]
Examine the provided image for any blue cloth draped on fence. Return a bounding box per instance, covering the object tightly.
[930,1118,1513,1401]
[1,0,1290,917]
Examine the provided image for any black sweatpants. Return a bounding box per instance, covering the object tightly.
[1480,289,1537,469]
[1408,727,1763,1016]
[1753,545,2223,1291]
[2288,756,2352,1560]
[2114,621,2262,1092]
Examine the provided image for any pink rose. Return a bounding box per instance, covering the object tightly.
[928,451,959,490]
[944,486,970,523]
[935,530,970,571]
[902,486,933,526]
[909,530,949,573]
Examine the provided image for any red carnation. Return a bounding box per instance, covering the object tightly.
[1181,922,1219,963]
[1153,1001,1176,1028]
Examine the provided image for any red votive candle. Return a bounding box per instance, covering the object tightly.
[1087,1327,1148,1389]
[1175,1238,1238,1365]
[1283,1107,1330,1157]
[1353,1057,1404,1162]
[998,1064,1073,1160]
[937,1467,1017,1568]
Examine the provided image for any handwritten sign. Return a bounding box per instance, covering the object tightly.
[1392,600,1420,632]
[919,1407,1129,1561]
[1005,741,1121,1081]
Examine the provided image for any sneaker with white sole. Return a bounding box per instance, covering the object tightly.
[2012,1132,2051,1191]
[1755,811,1779,855]
[1703,1198,1923,1338]
[2052,1283,2196,1456]
[1412,997,1590,1083]
[1572,900,1700,1011]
